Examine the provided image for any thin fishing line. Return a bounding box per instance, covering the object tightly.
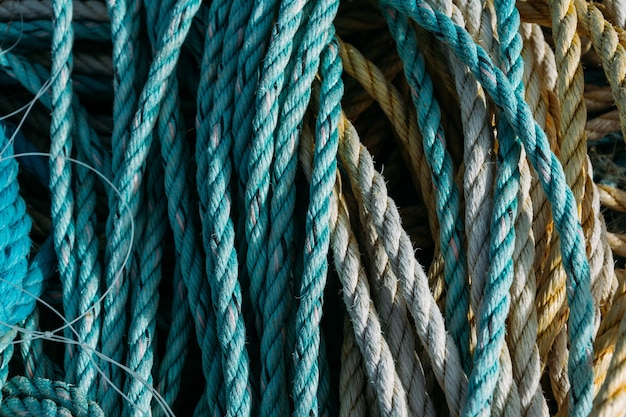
[0,152,133,338]
[0,151,178,415]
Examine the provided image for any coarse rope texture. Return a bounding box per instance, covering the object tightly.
[1,0,626,416]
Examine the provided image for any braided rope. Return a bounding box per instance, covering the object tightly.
[123,143,167,417]
[378,2,596,415]
[0,376,104,417]
[337,113,468,415]
[573,0,626,139]
[195,0,252,414]
[491,346,522,417]
[72,124,102,400]
[593,272,626,394]
[585,110,621,141]
[383,7,471,371]
[592,300,626,416]
[2,0,626,415]
[0,0,108,21]
[461,0,527,408]
[336,37,438,242]
[100,2,202,413]
[329,54,435,414]
[50,0,79,389]
[535,0,587,378]
[507,143,549,417]
[300,116,410,417]
[339,316,367,417]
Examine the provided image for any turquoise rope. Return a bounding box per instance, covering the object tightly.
[0,19,111,49]
[247,0,310,351]
[294,32,343,417]
[463,0,524,414]
[100,1,202,414]
[379,1,595,414]
[263,0,340,414]
[382,6,472,370]
[0,51,111,179]
[152,262,192,416]
[72,128,103,399]
[123,142,166,417]
[195,0,252,414]
[0,376,104,417]
[194,0,245,415]
[145,5,226,412]
[231,4,279,393]
[0,125,33,332]
[50,0,79,389]
[0,123,32,404]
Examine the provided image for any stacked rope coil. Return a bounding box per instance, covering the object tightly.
[1,0,626,415]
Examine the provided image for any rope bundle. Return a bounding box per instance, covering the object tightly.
[0,0,625,416]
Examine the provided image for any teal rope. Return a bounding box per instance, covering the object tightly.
[247,0,309,351]
[146,10,226,414]
[382,6,472,371]
[123,142,167,417]
[0,123,32,404]
[0,376,104,417]
[463,0,524,414]
[195,0,252,414]
[379,1,595,414]
[231,0,279,277]
[72,132,103,399]
[153,263,192,416]
[50,0,79,389]
[263,0,339,414]
[100,1,202,414]
[294,32,343,417]
[142,1,216,414]
[0,51,112,179]
[0,125,34,336]
[0,19,111,49]
[231,3,279,392]
[0,330,16,405]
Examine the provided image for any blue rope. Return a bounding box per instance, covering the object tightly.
[72,125,103,399]
[0,123,31,404]
[294,32,343,417]
[382,6,472,371]
[123,142,167,417]
[379,1,595,414]
[100,1,202,413]
[0,376,104,417]
[0,123,33,335]
[195,0,252,414]
[463,0,524,414]
[50,0,79,389]
[463,0,524,416]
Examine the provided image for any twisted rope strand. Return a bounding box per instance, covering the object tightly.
[50,0,79,389]
[337,37,439,242]
[383,7,471,371]
[333,63,435,415]
[339,316,367,417]
[300,117,409,417]
[123,143,167,417]
[100,2,202,413]
[195,1,252,415]
[337,115,468,416]
[377,2,596,415]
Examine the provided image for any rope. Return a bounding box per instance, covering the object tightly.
[383,6,471,372]
[0,376,104,417]
[2,0,626,415]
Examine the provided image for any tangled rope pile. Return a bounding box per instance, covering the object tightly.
[0,0,626,416]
